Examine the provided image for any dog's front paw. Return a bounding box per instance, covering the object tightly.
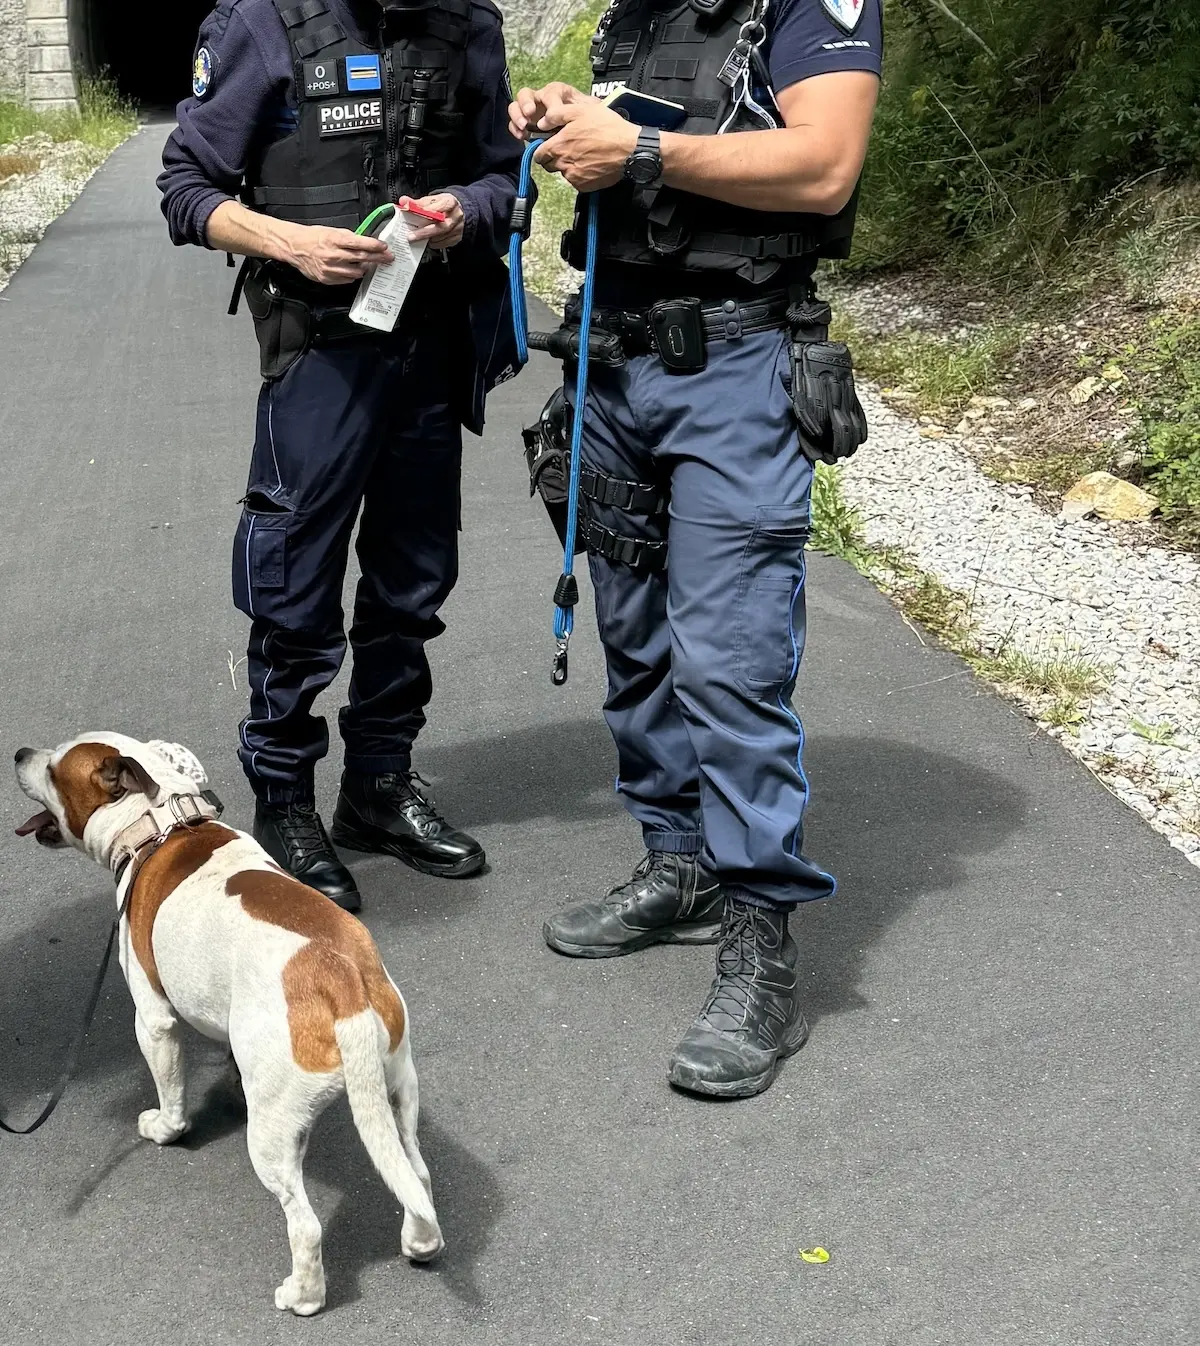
[401,1223,445,1263]
[275,1274,325,1316]
[138,1108,188,1145]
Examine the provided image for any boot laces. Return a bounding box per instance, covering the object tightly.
[278,803,332,857]
[605,850,671,907]
[380,771,441,827]
[699,907,760,1029]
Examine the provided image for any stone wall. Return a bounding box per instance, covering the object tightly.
[0,0,78,110]
[0,0,26,100]
[26,0,76,109]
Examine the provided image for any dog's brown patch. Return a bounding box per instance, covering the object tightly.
[227,870,405,1072]
[50,741,123,839]
[128,823,238,994]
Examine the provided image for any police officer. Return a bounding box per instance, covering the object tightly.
[160,0,521,911]
[510,0,881,1096]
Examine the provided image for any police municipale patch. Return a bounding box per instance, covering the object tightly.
[820,0,865,34]
[193,46,213,98]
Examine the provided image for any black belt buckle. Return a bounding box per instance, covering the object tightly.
[648,297,707,374]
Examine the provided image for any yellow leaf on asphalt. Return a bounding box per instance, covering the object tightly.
[799,1247,830,1264]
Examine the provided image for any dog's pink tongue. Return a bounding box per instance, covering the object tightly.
[15,810,54,838]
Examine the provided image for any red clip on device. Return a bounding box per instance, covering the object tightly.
[399,200,447,224]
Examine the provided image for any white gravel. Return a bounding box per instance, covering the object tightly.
[0,132,114,293]
[841,386,1200,866]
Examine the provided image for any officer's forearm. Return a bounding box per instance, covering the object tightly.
[660,125,857,215]
[659,70,878,215]
[205,199,306,266]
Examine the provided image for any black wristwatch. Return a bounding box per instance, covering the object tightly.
[623,126,663,189]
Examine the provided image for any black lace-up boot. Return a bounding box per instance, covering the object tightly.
[667,898,807,1098]
[331,771,485,878]
[543,851,723,957]
[253,800,361,913]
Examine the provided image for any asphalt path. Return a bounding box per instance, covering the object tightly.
[0,129,1195,1346]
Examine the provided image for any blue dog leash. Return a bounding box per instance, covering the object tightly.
[509,138,601,686]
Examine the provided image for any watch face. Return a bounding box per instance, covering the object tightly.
[627,153,660,185]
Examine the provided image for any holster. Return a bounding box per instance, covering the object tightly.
[242,263,314,382]
[522,387,584,552]
[785,298,868,465]
[528,323,627,369]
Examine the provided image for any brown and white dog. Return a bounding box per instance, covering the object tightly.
[14,732,442,1315]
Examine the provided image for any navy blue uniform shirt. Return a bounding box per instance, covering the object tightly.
[158,0,520,255]
[766,0,883,90]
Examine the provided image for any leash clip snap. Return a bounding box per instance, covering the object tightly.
[552,639,570,686]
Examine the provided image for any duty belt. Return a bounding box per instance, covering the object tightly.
[560,290,793,373]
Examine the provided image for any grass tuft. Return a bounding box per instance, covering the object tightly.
[836,317,1021,418]
[970,647,1110,700]
[809,463,869,566]
[0,75,136,154]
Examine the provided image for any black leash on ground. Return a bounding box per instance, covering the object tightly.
[0,889,130,1136]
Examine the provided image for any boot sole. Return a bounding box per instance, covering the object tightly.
[666,1014,811,1100]
[331,821,485,879]
[543,920,723,958]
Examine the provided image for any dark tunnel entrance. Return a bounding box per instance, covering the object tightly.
[75,0,213,110]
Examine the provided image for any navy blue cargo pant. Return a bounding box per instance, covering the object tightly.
[233,317,461,803]
[573,327,835,909]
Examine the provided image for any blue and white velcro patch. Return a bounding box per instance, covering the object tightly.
[820,0,865,33]
[345,55,382,92]
[193,46,214,98]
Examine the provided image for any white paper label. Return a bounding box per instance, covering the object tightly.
[349,214,428,333]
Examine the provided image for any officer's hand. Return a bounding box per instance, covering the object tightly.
[284,224,392,285]
[508,82,597,141]
[400,194,466,249]
[533,101,639,192]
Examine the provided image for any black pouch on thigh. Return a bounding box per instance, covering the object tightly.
[232,490,295,622]
[522,387,585,553]
[784,299,868,465]
[243,265,313,382]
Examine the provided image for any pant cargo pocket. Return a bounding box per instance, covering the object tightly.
[733,506,810,694]
[233,491,293,620]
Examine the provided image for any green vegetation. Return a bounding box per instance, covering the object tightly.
[506,5,604,96]
[1128,313,1200,547]
[505,6,607,304]
[0,75,136,154]
[836,316,1021,418]
[972,646,1110,701]
[1130,716,1178,747]
[856,2,1200,274]
[808,463,869,567]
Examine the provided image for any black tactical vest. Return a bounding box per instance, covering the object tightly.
[246,0,472,235]
[564,0,858,284]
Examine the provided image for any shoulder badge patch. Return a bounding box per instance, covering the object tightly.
[193,46,214,99]
[820,0,865,34]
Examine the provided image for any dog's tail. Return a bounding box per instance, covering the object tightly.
[334,1012,438,1229]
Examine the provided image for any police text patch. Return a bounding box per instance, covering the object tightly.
[303,59,339,98]
[318,98,384,136]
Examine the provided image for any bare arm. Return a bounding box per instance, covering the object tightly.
[513,70,878,215]
[660,72,878,214]
[206,200,393,286]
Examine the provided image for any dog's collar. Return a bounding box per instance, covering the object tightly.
[111,789,225,885]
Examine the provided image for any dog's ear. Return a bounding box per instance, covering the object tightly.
[95,754,161,803]
[146,740,209,786]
